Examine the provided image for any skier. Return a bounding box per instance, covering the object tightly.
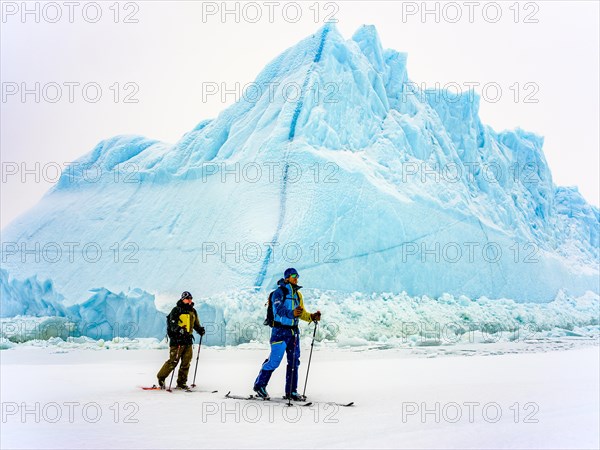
[253,268,321,400]
[157,291,205,390]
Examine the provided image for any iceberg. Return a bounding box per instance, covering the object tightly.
[1,268,598,347]
[0,269,165,341]
[1,24,598,306]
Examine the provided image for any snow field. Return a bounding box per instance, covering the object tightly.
[1,346,598,449]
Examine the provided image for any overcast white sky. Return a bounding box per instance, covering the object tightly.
[1,1,598,228]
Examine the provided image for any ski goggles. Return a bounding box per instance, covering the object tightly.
[290,274,299,279]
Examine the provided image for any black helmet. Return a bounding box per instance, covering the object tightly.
[180,291,193,300]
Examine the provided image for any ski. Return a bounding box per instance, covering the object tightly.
[225,391,313,407]
[324,401,354,407]
[179,388,218,394]
[146,388,350,405]
[294,399,354,407]
[141,385,218,394]
[224,391,253,400]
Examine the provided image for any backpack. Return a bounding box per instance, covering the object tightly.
[263,284,289,327]
[263,291,275,327]
[166,310,178,339]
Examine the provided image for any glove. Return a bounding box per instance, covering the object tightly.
[293,306,303,317]
[199,326,206,336]
[310,311,321,322]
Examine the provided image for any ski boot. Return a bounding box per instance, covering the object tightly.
[253,385,269,399]
[283,391,305,402]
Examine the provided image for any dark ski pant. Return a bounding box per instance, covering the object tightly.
[254,327,300,395]
[157,344,193,386]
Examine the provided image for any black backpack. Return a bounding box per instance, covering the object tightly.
[263,291,275,327]
[264,284,289,327]
[166,310,178,338]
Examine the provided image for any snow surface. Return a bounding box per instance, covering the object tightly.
[1,24,598,305]
[1,345,598,449]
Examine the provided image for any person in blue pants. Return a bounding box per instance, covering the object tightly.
[254,268,321,400]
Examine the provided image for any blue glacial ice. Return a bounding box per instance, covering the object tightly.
[1,24,598,334]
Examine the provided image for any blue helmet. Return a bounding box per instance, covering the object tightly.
[180,291,193,300]
[284,268,299,279]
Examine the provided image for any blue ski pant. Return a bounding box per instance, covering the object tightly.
[254,327,301,394]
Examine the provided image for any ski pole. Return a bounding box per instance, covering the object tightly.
[301,321,318,399]
[190,335,203,388]
[167,345,183,392]
[288,330,298,407]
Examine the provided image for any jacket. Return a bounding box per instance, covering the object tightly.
[271,278,313,328]
[167,300,202,346]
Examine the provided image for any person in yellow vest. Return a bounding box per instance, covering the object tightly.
[157,291,205,389]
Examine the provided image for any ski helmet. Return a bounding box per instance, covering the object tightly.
[284,268,299,279]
